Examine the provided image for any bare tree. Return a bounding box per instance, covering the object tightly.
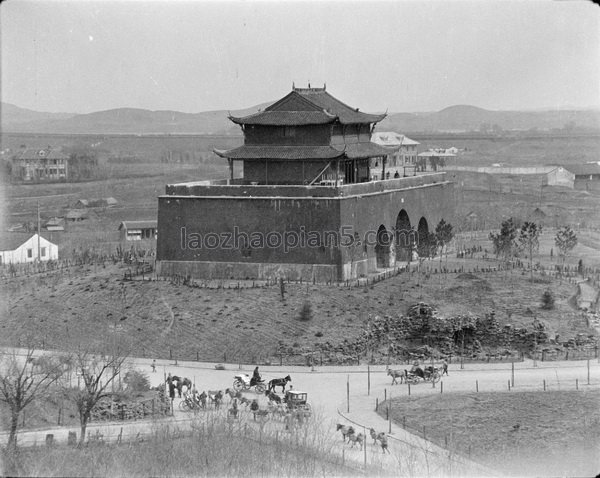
[0,347,66,450]
[66,350,128,445]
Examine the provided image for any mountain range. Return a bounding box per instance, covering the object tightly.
[2,102,599,135]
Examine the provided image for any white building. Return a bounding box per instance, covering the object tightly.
[0,233,59,264]
[370,132,420,179]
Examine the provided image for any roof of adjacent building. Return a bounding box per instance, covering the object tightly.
[12,147,69,161]
[342,142,392,159]
[229,86,386,126]
[65,209,88,219]
[44,217,64,226]
[563,163,600,176]
[371,132,420,147]
[118,220,158,231]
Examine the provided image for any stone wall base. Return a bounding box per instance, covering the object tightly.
[156,260,340,283]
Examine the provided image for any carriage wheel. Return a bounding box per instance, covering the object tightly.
[255,383,266,394]
[432,372,441,384]
[232,379,244,392]
[179,400,190,411]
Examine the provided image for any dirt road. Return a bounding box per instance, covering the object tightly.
[2,352,599,476]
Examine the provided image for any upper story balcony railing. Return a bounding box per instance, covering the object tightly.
[164,172,450,199]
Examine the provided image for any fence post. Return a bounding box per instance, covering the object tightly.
[588,359,591,385]
[440,381,443,394]
[576,378,579,390]
[408,383,411,396]
[511,361,515,387]
[368,365,370,396]
[543,379,546,391]
[476,380,478,393]
[375,397,378,412]
[508,380,511,391]
[347,375,350,413]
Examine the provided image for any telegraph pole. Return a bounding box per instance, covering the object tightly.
[37,200,41,261]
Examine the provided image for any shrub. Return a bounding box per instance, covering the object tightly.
[541,289,555,310]
[123,369,150,395]
[298,301,312,321]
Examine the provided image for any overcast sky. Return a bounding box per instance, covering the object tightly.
[1,0,599,114]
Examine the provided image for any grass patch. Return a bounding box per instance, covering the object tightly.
[379,389,600,477]
[1,413,375,478]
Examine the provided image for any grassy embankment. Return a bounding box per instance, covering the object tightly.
[378,389,600,477]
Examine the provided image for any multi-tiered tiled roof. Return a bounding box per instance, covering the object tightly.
[217,86,390,162]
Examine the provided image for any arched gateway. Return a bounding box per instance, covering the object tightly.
[395,209,414,262]
[375,225,394,269]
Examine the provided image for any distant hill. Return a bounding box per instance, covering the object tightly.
[0,102,273,135]
[379,105,600,133]
[2,101,599,135]
[1,103,75,125]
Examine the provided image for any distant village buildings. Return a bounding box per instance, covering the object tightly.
[544,162,600,190]
[11,147,69,182]
[0,233,58,264]
[9,146,99,183]
[119,220,158,241]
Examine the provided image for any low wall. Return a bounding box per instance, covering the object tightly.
[445,166,554,174]
[164,172,448,198]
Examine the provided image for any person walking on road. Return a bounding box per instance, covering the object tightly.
[151,359,156,373]
[441,358,448,376]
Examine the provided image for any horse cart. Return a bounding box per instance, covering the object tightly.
[405,366,441,385]
[233,374,266,394]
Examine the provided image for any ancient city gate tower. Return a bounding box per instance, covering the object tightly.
[157,86,454,281]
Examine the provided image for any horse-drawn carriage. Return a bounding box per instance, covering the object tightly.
[233,373,266,394]
[284,390,311,415]
[387,365,441,385]
[405,365,441,384]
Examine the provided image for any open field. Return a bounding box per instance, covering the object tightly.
[417,134,600,168]
[0,253,595,365]
[380,389,600,477]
